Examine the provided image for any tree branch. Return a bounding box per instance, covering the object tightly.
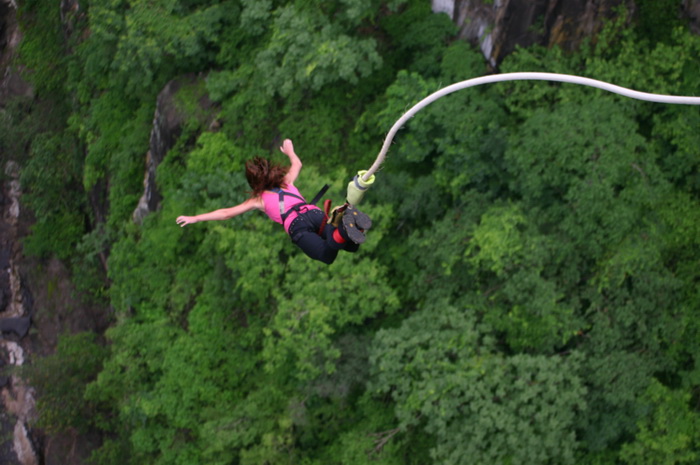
[368,427,402,456]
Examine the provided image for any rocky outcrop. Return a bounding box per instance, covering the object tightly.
[0,0,32,103]
[1,3,41,465]
[687,0,700,34]
[0,162,38,465]
[1,342,38,465]
[133,75,217,224]
[433,0,638,67]
[59,0,83,42]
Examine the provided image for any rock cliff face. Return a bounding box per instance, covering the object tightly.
[0,0,31,102]
[0,1,39,464]
[133,75,216,224]
[432,0,642,66]
[131,77,183,224]
[0,162,38,465]
[687,0,700,34]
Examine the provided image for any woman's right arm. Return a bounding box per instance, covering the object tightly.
[280,138,302,185]
[176,197,263,227]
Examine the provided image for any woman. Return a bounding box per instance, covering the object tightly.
[176,139,371,265]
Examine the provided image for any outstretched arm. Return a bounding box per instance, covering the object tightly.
[280,138,302,185]
[176,197,263,227]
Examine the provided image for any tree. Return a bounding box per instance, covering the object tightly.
[620,379,700,465]
[253,3,382,98]
[369,302,587,464]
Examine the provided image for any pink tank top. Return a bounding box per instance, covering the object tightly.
[261,184,320,233]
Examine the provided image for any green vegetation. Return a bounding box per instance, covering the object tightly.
[9,0,700,463]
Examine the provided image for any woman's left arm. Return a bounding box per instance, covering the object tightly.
[176,197,263,227]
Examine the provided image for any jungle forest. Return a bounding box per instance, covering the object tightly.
[3,0,700,463]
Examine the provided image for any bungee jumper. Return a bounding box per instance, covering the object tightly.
[176,139,372,265]
[176,72,700,265]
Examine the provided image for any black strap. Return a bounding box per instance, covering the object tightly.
[309,184,329,206]
[272,185,329,223]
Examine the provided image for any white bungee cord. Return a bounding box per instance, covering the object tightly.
[360,72,700,183]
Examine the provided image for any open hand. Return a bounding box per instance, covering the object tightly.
[280,138,294,155]
[176,216,197,227]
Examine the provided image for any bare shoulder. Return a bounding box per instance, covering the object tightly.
[245,196,265,211]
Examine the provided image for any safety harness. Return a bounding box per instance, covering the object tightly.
[272,184,329,233]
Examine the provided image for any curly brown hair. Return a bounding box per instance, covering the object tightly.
[245,157,289,196]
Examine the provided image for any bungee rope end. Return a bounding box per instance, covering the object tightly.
[359,72,700,185]
[346,170,375,205]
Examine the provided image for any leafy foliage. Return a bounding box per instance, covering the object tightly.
[620,379,700,465]
[370,303,586,464]
[255,3,382,98]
